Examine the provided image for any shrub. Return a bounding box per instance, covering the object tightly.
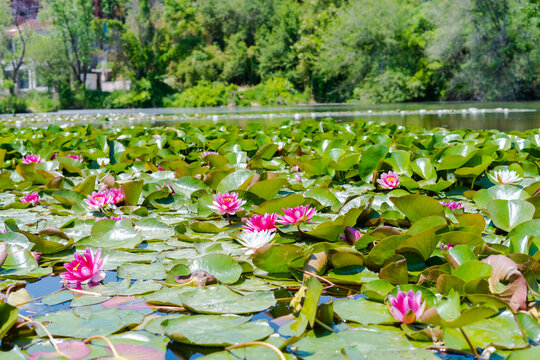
[166,81,239,107]
[242,78,309,105]
[0,95,28,114]
[25,91,61,113]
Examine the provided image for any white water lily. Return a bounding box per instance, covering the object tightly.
[237,230,275,255]
[97,157,110,166]
[488,169,522,185]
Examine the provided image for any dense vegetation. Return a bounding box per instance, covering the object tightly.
[0,117,538,358]
[0,0,540,109]
[1,0,540,112]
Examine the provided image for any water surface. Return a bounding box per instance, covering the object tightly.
[2,101,539,131]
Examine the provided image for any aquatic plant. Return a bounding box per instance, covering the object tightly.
[236,230,275,255]
[21,192,40,206]
[60,248,107,286]
[208,192,246,215]
[488,169,522,185]
[21,154,43,164]
[377,171,400,189]
[0,117,537,359]
[277,205,316,226]
[387,290,426,324]
[243,213,277,232]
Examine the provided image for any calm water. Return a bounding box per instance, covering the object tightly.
[2,101,540,132]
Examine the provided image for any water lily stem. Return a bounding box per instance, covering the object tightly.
[16,289,63,306]
[18,314,60,353]
[84,335,120,358]
[296,224,306,239]
[225,341,286,360]
[292,268,359,293]
[227,213,232,225]
[459,327,478,358]
[69,288,103,296]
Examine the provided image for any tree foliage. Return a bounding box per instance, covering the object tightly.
[41,0,98,86]
[3,0,539,105]
[0,0,33,95]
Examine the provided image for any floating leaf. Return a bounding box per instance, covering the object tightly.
[162,315,273,346]
[179,286,276,314]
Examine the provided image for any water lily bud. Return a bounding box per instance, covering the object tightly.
[340,226,362,245]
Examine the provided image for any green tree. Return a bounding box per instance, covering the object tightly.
[120,0,171,106]
[428,0,540,100]
[0,0,33,94]
[42,0,98,87]
[26,32,71,93]
[316,0,439,103]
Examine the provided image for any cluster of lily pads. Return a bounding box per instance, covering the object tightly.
[0,118,539,359]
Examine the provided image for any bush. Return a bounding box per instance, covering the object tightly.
[165,81,239,107]
[25,91,61,113]
[0,95,28,114]
[242,78,309,105]
[349,71,424,104]
[100,90,147,109]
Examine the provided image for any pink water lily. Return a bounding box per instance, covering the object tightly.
[387,290,426,324]
[95,215,126,222]
[60,248,107,285]
[377,171,400,189]
[243,213,277,232]
[107,188,125,205]
[208,192,246,215]
[441,243,455,251]
[67,154,84,162]
[201,151,219,158]
[156,183,174,194]
[21,192,40,206]
[84,191,114,210]
[31,251,41,262]
[441,200,464,210]
[22,154,44,164]
[278,205,316,226]
[340,226,362,245]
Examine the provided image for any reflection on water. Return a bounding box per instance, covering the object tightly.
[2,101,539,132]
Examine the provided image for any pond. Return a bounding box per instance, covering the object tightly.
[2,101,540,131]
[0,110,538,360]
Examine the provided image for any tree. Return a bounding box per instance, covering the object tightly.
[27,32,71,93]
[41,0,98,87]
[119,0,171,106]
[0,0,33,95]
[315,0,438,102]
[428,0,540,100]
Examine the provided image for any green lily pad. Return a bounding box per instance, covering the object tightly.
[334,298,394,324]
[179,285,276,314]
[35,308,144,338]
[162,314,274,346]
[77,219,143,249]
[487,200,535,232]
